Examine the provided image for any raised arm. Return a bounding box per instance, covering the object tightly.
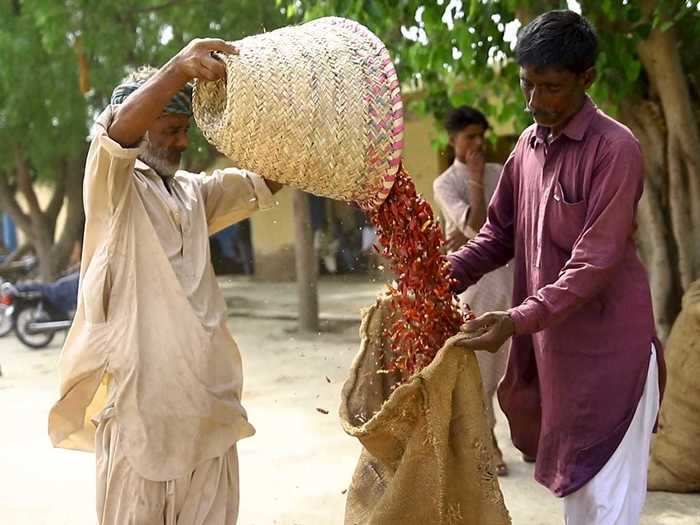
[109,39,238,147]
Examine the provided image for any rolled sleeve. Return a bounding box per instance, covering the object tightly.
[247,172,275,211]
[200,168,277,234]
[92,106,145,160]
[95,133,144,160]
[84,106,144,218]
[508,302,546,335]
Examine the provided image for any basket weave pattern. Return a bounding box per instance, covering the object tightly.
[193,17,403,210]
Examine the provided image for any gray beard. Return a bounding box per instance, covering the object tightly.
[139,133,181,178]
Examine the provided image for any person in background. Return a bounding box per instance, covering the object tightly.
[433,106,513,476]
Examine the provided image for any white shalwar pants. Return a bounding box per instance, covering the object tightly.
[564,345,659,525]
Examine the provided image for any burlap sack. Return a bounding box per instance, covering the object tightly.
[648,280,700,492]
[340,296,511,524]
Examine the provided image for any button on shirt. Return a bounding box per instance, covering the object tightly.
[448,97,666,496]
[49,106,275,481]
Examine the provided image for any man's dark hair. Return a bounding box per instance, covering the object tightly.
[444,106,490,135]
[515,10,598,74]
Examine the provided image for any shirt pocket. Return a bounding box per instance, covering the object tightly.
[81,247,111,325]
[548,181,587,253]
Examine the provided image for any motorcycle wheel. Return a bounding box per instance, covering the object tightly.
[0,305,12,337]
[15,306,55,349]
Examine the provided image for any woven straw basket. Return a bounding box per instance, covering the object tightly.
[193,17,404,210]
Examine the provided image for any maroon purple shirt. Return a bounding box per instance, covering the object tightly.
[449,97,666,496]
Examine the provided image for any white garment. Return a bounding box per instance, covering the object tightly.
[564,345,660,525]
[433,160,513,432]
[433,161,503,241]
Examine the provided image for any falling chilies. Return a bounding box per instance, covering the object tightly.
[367,167,473,381]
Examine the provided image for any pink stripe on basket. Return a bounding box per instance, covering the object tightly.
[350,17,403,210]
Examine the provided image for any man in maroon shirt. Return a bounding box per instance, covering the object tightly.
[450,10,666,524]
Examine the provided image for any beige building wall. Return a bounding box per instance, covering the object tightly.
[402,112,442,210]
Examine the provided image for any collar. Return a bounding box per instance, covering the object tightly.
[135,158,153,173]
[135,158,179,180]
[529,95,597,148]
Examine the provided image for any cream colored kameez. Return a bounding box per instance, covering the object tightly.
[48,107,275,523]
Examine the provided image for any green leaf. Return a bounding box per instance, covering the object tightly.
[624,60,642,82]
[660,20,675,32]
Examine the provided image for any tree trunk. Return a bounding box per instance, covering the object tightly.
[33,223,58,281]
[621,100,685,340]
[0,150,86,282]
[292,189,319,332]
[621,18,700,339]
[637,24,700,293]
[50,154,86,274]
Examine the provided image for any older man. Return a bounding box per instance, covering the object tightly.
[48,39,281,524]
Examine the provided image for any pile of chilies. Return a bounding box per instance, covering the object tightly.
[367,167,474,381]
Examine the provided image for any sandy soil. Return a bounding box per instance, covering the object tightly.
[0,307,698,524]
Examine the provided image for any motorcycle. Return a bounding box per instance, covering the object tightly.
[6,271,79,349]
[0,254,38,281]
[0,283,13,337]
[0,255,38,337]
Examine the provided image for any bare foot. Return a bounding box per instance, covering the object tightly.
[492,432,509,477]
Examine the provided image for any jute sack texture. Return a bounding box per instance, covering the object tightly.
[648,279,700,493]
[193,17,403,211]
[340,296,511,525]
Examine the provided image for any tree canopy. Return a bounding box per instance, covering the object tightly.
[280,0,700,337]
[0,0,287,278]
[1,0,698,334]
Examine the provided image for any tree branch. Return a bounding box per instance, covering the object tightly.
[51,153,86,273]
[52,193,84,273]
[638,18,700,287]
[621,99,681,339]
[0,171,32,234]
[46,160,68,227]
[14,145,43,217]
[1,243,33,264]
[514,0,560,25]
[133,0,186,13]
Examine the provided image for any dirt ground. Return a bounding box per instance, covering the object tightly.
[1,291,698,524]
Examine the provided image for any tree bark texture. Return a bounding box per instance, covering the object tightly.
[0,148,85,282]
[292,189,320,332]
[618,19,700,339]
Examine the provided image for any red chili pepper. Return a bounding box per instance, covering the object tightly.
[366,166,472,381]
